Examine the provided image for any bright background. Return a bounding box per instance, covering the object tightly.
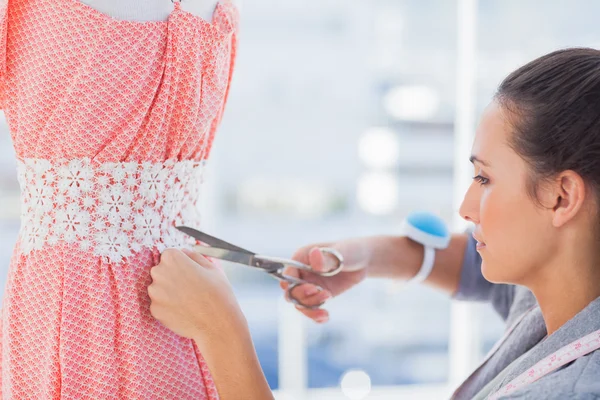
[1,0,599,398]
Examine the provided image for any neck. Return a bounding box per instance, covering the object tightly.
[527,242,600,336]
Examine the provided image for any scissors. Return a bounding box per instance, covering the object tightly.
[176,226,344,309]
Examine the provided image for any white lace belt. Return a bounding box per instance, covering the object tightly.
[16,158,205,263]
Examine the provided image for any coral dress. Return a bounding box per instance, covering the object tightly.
[0,0,238,398]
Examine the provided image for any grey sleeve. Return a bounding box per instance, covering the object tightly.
[452,235,516,321]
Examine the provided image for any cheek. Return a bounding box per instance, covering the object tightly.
[479,188,548,283]
[479,188,523,241]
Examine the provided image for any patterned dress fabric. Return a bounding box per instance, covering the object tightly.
[0,0,238,398]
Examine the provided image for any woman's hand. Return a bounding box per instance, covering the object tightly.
[149,248,275,400]
[281,238,372,323]
[148,248,246,347]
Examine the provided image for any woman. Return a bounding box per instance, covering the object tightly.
[2,0,239,397]
[149,48,600,399]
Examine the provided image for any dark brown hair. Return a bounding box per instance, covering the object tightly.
[495,48,600,205]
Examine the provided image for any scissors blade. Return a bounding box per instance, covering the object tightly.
[193,246,259,266]
[176,226,254,254]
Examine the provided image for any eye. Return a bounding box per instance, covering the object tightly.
[472,175,489,185]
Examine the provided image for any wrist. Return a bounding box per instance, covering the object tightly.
[193,307,249,347]
[192,313,274,400]
[401,212,450,284]
[401,236,425,280]
[365,236,422,279]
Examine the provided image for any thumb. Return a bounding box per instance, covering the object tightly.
[308,247,341,273]
[308,247,325,272]
[181,248,214,269]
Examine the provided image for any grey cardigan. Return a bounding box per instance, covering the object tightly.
[452,236,600,400]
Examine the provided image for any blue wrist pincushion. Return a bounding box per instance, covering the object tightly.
[402,211,450,250]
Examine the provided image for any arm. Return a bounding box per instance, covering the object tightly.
[149,249,274,400]
[364,233,516,319]
[283,232,505,322]
[193,318,274,400]
[362,233,469,295]
[285,233,470,298]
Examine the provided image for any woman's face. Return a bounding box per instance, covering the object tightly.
[459,101,557,284]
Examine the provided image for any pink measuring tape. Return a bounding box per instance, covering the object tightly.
[488,329,600,399]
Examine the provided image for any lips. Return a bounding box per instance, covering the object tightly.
[472,232,486,249]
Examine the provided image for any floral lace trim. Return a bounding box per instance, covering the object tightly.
[17,158,205,263]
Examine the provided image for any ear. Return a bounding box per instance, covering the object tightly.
[547,171,587,228]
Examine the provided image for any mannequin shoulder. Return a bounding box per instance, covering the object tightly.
[76,1,241,22]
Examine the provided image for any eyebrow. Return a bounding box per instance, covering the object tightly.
[469,155,490,167]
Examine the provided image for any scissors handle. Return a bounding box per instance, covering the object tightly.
[256,247,344,277]
[268,247,344,310]
[268,270,326,310]
[287,282,323,310]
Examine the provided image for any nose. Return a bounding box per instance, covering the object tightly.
[459,182,480,224]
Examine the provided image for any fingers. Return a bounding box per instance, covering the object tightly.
[147,280,159,300]
[160,248,187,265]
[284,282,332,323]
[284,245,327,279]
[281,244,335,301]
[284,243,339,323]
[280,257,307,290]
[284,283,332,324]
[295,305,330,323]
[293,247,339,275]
[308,247,326,272]
[181,248,214,268]
[288,284,331,307]
[152,248,214,294]
[147,270,168,321]
[290,241,332,265]
[290,244,315,265]
[309,247,342,274]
